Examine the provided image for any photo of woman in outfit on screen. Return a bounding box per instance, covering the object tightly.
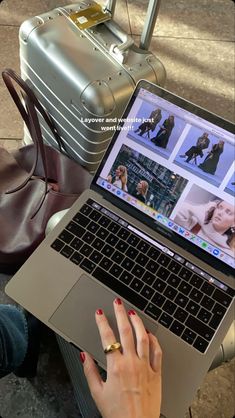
[198,140,224,175]
[174,199,235,257]
[151,115,175,149]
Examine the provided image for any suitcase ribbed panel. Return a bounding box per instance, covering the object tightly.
[56,336,104,418]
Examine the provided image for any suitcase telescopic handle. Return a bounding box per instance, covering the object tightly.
[104,0,161,51]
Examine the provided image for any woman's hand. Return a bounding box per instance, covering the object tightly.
[80,298,162,418]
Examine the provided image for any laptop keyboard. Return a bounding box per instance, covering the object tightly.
[51,199,234,354]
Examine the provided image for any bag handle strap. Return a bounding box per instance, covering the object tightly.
[2,69,64,152]
[1,69,57,216]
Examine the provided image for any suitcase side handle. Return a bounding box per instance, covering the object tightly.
[104,0,161,50]
[104,20,134,63]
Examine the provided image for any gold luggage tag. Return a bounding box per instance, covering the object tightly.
[69,2,111,30]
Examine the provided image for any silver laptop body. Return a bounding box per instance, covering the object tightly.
[6,80,235,418]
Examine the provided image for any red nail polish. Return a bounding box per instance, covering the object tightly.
[96,308,103,315]
[128,309,136,315]
[80,352,86,363]
[115,298,122,305]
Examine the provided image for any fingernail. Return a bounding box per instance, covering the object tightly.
[128,309,136,315]
[80,352,86,363]
[114,298,122,305]
[96,308,103,315]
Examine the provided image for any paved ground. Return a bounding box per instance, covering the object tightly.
[0,1,234,417]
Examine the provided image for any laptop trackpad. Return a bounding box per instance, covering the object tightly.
[49,274,158,367]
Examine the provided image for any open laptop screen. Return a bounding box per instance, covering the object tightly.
[93,80,235,273]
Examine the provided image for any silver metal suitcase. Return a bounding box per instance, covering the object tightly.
[20,0,166,172]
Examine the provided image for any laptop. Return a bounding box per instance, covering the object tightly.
[6,80,235,418]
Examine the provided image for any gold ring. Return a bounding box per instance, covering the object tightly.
[104,342,122,354]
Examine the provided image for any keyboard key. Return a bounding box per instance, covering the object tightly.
[109,264,123,278]
[174,307,188,323]
[73,213,90,227]
[60,245,74,258]
[146,259,159,274]
[89,209,101,222]
[142,271,155,286]
[90,250,103,264]
[190,274,203,288]
[121,257,135,271]
[93,237,105,251]
[107,221,120,234]
[156,266,169,280]
[159,312,173,328]
[98,215,111,228]
[126,247,139,259]
[178,281,192,295]
[186,300,200,315]
[162,300,177,315]
[83,231,95,244]
[212,302,227,317]
[167,273,181,287]
[102,244,113,257]
[116,240,129,252]
[201,282,214,296]
[127,234,140,246]
[144,303,161,320]
[158,254,171,267]
[80,204,92,216]
[170,320,185,336]
[140,285,155,300]
[70,237,83,251]
[193,336,209,353]
[185,315,215,341]
[130,278,144,292]
[97,227,109,240]
[189,288,203,303]
[136,253,149,266]
[153,278,167,292]
[51,239,64,252]
[58,230,73,244]
[66,221,85,238]
[117,227,130,240]
[213,289,232,307]
[87,221,99,233]
[197,308,212,324]
[209,303,227,330]
[151,292,166,307]
[181,328,196,345]
[119,271,133,285]
[106,233,119,246]
[168,260,181,274]
[112,250,123,263]
[147,247,160,260]
[100,257,113,270]
[209,314,223,330]
[201,295,214,310]
[132,264,145,279]
[70,252,83,265]
[80,243,93,257]
[93,267,148,310]
[180,267,192,281]
[175,293,189,308]
[137,240,150,253]
[80,258,96,274]
[163,285,177,299]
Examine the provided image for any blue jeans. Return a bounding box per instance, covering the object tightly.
[0,304,28,377]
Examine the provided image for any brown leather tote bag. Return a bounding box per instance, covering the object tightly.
[0,69,91,270]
